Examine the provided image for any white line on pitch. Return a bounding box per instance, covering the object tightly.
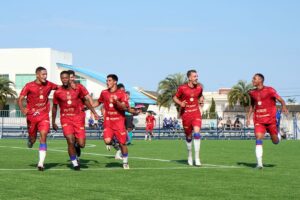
[0,145,241,169]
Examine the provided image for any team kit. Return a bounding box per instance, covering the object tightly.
[17,67,288,171]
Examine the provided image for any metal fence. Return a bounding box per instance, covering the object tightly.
[0,110,299,140]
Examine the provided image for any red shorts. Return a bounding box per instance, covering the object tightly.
[146,124,154,132]
[182,116,202,136]
[103,118,127,144]
[26,114,50,137]
[254,123,278,135]
[61,116,86,139]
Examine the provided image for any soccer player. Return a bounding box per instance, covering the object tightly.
[18,66,58,171]
[93,74,130,169]
[52,71,99,170]
[246,73,288,169]
[125,91,135,145]
[67,70,94,158]
[173,69,204,166]
[145,111,156,141]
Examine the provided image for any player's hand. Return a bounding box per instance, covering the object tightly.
[21,108,28,115]
[180,101,187,108]
[52,123,58,132]
[246,119,250,127]
[282,106,289,115]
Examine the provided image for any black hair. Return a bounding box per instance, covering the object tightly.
[117,83,125,89]
[187,69,197,78]
[107,74,118,82]
[255,73,265,82]
[68,70,75,76]
[126,91,130,95]
[60,70,70,76]
[35,66,46,74]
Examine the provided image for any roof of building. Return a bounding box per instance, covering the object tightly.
[57,63,156,104]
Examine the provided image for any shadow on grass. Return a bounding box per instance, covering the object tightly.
[29,162,63,170]
[105,162,122,168]
[237,162,276,168]
[172,160,188,165]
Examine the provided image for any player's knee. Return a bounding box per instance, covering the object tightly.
[104,138,112,144]
[272,139,279,145]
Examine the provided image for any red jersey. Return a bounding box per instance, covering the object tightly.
[175,83,203,117]
[53,86,86,117]
[73,83,89,111]
[98,89,129,119]
[20,81,57,116]
[249,86,280,124]
[146,115,155,125]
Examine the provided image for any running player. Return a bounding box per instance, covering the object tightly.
[17,66,57,171]
[246,73,288,169]
[67,70,93,158]
[145,111,156,141]
[52,71,99,170]
[173,69,204,166]
[93,74,130,169]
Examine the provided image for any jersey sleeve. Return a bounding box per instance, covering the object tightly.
[120,91,129,107]
[78,84,89,96]
[269,87,280,99]
[20,83,29,97]
[50,82,58,90]
[98,91,104,103]
[175,86,183,98]
[53,91,59,105]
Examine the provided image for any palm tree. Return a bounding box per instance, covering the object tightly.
[157,73,187,112]
[228,80,253,108]
[0,77,17,110]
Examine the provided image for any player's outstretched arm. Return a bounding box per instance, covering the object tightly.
[84,97,99,120]
[52,104,58,131]
[246,106,253,127]
[276,96,288,114]
[17,95,28,115]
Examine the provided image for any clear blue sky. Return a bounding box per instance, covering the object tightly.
[1,0,299,101]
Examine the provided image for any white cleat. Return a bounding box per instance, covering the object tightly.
[195,159,202,167]
[123,163,130,170]
[115,150,123,160]
[188,157,193,166]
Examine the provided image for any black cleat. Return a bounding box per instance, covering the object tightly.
[37,165,44,171]
[74,165,81,171]
[74,143,81,157]
[27,140,33,148]
[281,133,287,139]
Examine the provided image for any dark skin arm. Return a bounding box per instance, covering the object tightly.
[83,96,100,120]
[17,95,28,115]
[52,104,59,131]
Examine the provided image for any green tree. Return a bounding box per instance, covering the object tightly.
[209,97,217,119]
[157,73,187,112]
[228,80,253,108]
[287,98,296,104]
[0,77,17,110]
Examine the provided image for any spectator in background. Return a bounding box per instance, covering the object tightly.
[88,116,95,128]
[233,118,243,130]
[226,117,232,130]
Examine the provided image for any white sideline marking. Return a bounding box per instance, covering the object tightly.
[0,145,241,169]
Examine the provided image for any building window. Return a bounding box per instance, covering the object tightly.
[0,74,9,80]
[75,75,86,87]
[15,74,35,89]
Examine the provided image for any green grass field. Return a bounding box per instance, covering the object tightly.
[0,138,299,200]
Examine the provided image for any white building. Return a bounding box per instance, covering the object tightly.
[0,48,155,126]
